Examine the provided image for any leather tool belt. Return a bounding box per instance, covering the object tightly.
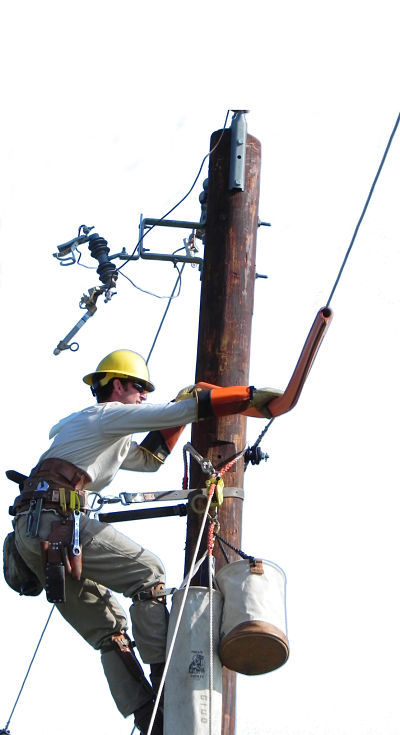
[7,457,91,603]
[9,457,91,517]
[9,486,88,517]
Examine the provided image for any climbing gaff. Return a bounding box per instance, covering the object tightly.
[267,307,333,418]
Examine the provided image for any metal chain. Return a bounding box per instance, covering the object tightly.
[214,531,255,564]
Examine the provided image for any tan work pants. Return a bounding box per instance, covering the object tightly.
[14,510,168,716]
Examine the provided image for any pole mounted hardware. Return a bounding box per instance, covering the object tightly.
[110,181,208,266]
[54,225,118,296]
[229,110,249,191]
[52,204,206,356]
[53,286,103,355]
[87,233,118,295]
[244,445,269,466]
[53,224,95,265]
[53,225,119,355]
[133,216,205,267]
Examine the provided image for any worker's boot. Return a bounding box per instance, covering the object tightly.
[134,697,163,735]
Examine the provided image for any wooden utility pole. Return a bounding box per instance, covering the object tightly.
[184,113,262,735]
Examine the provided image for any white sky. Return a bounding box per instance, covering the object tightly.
[1,2,399,734]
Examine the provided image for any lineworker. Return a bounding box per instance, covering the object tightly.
[8,349,281,735]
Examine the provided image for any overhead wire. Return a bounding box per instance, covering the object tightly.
[146,263,185,364]
[140,110,231,364]
[9,111,397,731]
[250,112,400,459]
[116,109,230,275]
[119,266,183,301]
[326,112,400,308]
[70,110,230,311]
[58,112,230,357]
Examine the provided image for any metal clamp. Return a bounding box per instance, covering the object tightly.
[190,486,244,514]
[183,442,216,476]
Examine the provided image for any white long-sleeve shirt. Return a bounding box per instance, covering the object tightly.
[38,399,198,493]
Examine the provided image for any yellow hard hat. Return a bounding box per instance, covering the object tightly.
[83,350,155,392]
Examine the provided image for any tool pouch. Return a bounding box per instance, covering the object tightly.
[44,558,66,603]
[3,531,43,596]
[41,519,82,603]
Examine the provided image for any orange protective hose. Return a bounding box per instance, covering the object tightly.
[195,306,332,421]
[267,307,333,417]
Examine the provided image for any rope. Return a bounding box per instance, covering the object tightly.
[2,606,55,733]
[326,112,400,308]
[207,520,216,735]
[218,445,247,477]
[146,483,215,735]
[147,445,243,734]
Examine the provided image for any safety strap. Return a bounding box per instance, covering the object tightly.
[132,584,176,603]
[109,634,154,696]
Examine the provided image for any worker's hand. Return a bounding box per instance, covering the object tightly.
[250,388,284,418]
[173,385,198,402]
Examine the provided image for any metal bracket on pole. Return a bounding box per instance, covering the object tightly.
[229,110,249,191]
[111,216,205,267]
[138,216,204,265]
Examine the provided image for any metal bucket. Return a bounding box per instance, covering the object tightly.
[164,587,223,734]
[215,558,289,675]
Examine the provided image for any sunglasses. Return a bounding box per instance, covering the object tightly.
[130,382,146,394]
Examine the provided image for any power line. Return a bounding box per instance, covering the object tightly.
[116,110,230,275]
[141,112,231,364]
[146,263,185,365]
[119,265,183,301]
[326,112,400,308]
[250,113,400,459]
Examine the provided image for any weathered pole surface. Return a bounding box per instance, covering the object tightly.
[184,123,261,735]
